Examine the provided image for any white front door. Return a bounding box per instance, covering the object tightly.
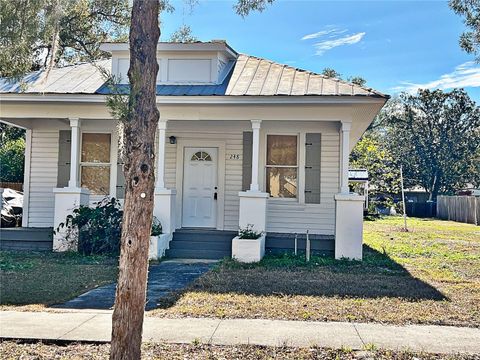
[182,147,218,228]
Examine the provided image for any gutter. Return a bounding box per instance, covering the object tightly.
[0,94,388,105]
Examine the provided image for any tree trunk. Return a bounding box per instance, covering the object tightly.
[110,1,160,359]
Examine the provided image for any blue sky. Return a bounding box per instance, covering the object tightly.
[161,0,480,102]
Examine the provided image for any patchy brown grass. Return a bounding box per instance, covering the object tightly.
[0,341,477,360]
[0,251,117,310]
[149,218,480,327]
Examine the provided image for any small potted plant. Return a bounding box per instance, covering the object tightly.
[231,224,266,263]
[149,217,166,260]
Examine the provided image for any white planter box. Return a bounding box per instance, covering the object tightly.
[149,233,172,260]
[232,233,266,263]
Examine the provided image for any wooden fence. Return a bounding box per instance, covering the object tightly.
[0,182,23,192]
[437,196,480,225]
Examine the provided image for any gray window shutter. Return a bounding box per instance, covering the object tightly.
[305,133,321,204]
[116,156,125,199]
[242,131,253,191]
[57,130,71,187]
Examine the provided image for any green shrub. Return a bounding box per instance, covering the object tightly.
[238,224,262,239]
[57,197,123,256]
[151,217,162,236]
[0,138,25,182]
[56,198,163,256]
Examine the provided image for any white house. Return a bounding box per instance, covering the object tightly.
[0,41,388,260]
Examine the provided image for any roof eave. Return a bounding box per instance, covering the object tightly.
[0,93,388,105]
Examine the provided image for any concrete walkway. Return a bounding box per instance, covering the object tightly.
[54,260,215,311]
[1,311,479,355]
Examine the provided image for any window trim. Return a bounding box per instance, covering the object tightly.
[264,133,300,201]
[79,131,114,196]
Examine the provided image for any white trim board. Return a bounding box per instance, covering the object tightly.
[21,129,32,227]
[0,93,387,105]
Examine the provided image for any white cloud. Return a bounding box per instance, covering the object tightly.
[301,27,366,55]
[393,61,480,93]
[301,27,347,40]
[313,32,366,55]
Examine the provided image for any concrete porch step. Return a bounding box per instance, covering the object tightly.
[172,229,236,243]
[165,248,230,260]
[169,240,231,251]
[0,227,53,251]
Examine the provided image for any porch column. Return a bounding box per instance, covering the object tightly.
[250,119,261,192]
[154,119,176,240]
[68,118,81,188]
[53,117,90,251]
[155,120,167,191]
[238,119,269,248]
[340,120,351,194]
[335,120,364,260]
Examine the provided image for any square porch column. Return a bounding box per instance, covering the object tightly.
[238,120,269,234]
[53,118,90,251]
[154,120,176,235]
[335,120,364,260]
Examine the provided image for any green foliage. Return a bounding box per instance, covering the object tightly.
[234,0,275,17]
[56,197,123,256]
[0,138,25,182]
[449,0,480,61]
[238,224,263,239]
[151,217,163,236]
[322,68,367,87]
[0,123,25,147]
[55,198,163,255]
[385,89,480,198]
[350,132,401,194]
[348,76,367,87]
[169,25,198,43]
[0,0,130,78]
[322,67,341,79]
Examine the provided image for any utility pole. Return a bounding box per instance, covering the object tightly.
[400,165,408,231]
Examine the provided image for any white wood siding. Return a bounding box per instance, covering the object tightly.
[27,129,59,227]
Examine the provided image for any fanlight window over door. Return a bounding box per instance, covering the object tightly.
[191,151,212,161]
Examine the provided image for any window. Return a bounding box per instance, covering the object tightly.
[266,135,298,198]
[191,151,212,161]
[80,133,111,195]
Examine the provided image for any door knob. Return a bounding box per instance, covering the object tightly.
[214,192,218,200]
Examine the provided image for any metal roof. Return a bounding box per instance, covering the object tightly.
[0,54,388,98]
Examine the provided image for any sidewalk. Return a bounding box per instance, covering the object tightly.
[1,311,479,355]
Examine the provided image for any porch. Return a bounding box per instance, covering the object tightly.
[2,114,364,260]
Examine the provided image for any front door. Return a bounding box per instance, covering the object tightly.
[182,147,218,228]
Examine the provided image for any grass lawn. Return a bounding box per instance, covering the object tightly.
[0,251,117,310]
[150,217,480,327]
[0,341,475,360]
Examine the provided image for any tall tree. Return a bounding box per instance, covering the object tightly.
[169,24,198,42]
[386,89,480,199]
[450,0,480,61]
[348,76,367,87]
[109,0,160,358]
[350,131,401,195]
[321,68,367,86]
[322,67,341,78]
[0,0,130,78]
[110,1,276,359]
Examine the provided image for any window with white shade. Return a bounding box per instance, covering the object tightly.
[265,135,298,198]
[80,133,111,195]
